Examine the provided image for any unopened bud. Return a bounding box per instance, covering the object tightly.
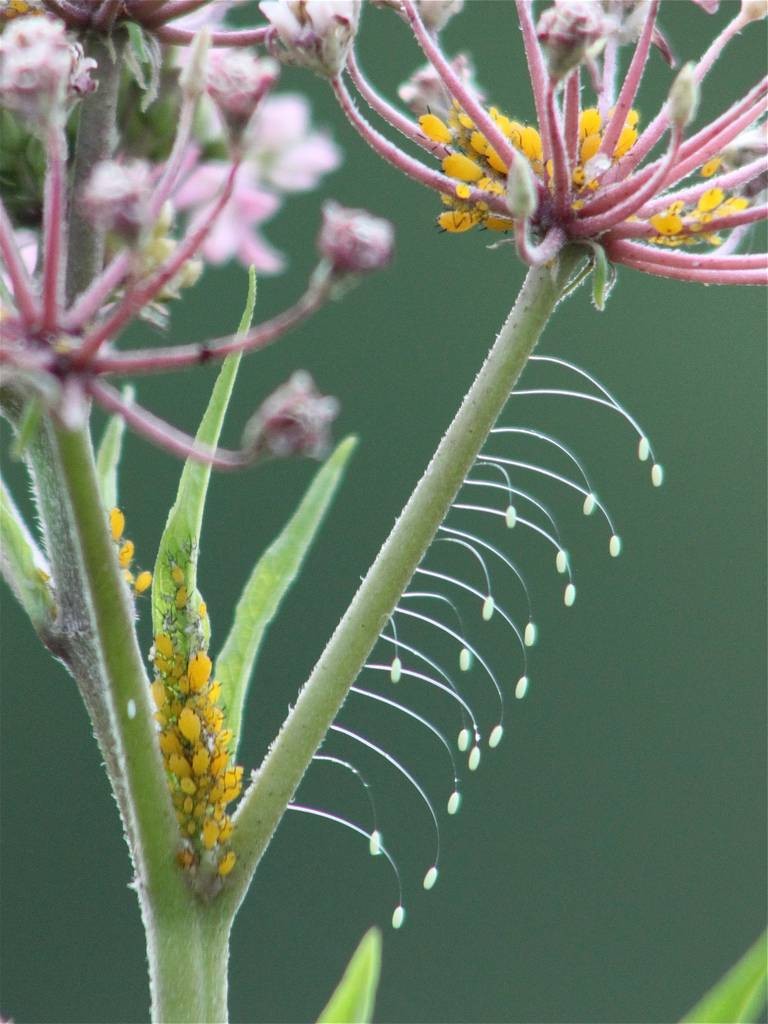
[414,0,464,32]
[741,0,768,22]
[259,0,361,77]
[206,50,279,141]
[669,61,699,128]
[398,54,479,118]
[0,14,94,124]
[318,201,394,275]
[505,156,538,220]
[179,27,211,102]
[241,371,339,461]
[82,159,153,242]
[536,0,608,80]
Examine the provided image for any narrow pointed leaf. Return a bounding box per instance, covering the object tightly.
[217,435,358,753]
[682,930,767,1023]
[1,476,55,629]
[317,928,382,1024]
[152,268,256,637]
[95,385,133,510]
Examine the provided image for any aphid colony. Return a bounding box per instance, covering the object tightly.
[108,506,152,595]
[109,507,241,874]
[420,103,749,247]
[420,104,640,234]
[149,553,242,877]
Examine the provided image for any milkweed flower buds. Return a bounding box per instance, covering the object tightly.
[398,54,479,118]
[81,159,153,243]
[505,156,538,220]
[413,0,464,32]
[259,0,361,77]
[206,50,279,141]
[242,371,339,461]
[536,0,609,80]
[668,61,699,129]
[0,14,95,125]
[317,200,394,276]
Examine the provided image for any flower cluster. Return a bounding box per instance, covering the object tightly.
[150,560,242,877]
[327,0,766,285]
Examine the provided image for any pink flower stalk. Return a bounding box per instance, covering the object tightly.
[0,11,389,468]
[331,0,768,286]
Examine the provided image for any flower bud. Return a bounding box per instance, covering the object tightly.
[241,371,339,461]
[317,201,394,275]
[505,156,538,220]
[668,61,699,129]
[398,54,479,118]
[741,0,768,21]
[81,159,153,243]
[0,14,86,124]
[536,0,608,81]
[414,0,464,32]
[206,50,279,141]
[259,0,361,78]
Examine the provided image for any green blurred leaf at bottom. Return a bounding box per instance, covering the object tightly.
[317,927,382,1024]
[682,930,767,1024]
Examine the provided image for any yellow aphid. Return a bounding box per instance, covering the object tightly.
[178,706,202,744]
[485,216,514,232]
[118,540,134,568]
[188,651,212,692]
[418,113,452,144]
[613,125,638,159]
[155,633,174,658]
[159,730,183,757]
[134,571,152,594]
[485,146,507,174]
[700,157,721,178]
[217,851,236,877]
[178,674,190,695]
[198,601,207,618]
[192,747,210,776]
[109,508,125,542]
[175,585,188,609]
[697,187,725,213]
[580,133,602,164]
[438,210,477,233]
[168,752,192,779]
[208,681,221,704]
[123,570,135,585]
[218,819,233,843]
[187,820,196,836]
[210,752,228,777]
[469,130,488,155]
[649,211,684,236]
[202,819,220,850]
[455,182,472,199]
[520,126,543,162]
[171,565,185,586]
[457,111,474,130]
[150,681,166,710]
[442,152,484,182]
[717,196,749,215]
[180,777,197,795]
[579,107,601,138]
[183,796,194,815]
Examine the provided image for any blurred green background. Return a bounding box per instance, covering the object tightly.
[1,3,766,1022]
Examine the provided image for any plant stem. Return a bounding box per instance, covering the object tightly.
[65,32,123,304]
[224,246,584,915]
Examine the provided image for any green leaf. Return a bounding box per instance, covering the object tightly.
[317,928,382,1024]
[682,930,767,1024]
[0,476,55,630]
[95,386,133,510]
[216,435,358,754]
[124,22,163,111]
[10,397,42,460]
[152,268,257,640]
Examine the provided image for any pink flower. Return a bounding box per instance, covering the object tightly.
[174,160,285,272]
[247,93,341,192]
